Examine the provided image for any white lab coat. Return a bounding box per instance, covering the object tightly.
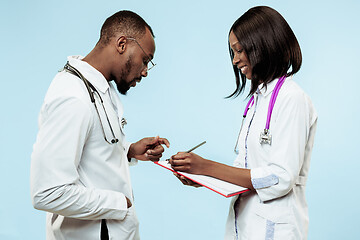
[30,56,140,240]
[224,76,317,240]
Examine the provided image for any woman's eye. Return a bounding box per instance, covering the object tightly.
[237,49,243,53]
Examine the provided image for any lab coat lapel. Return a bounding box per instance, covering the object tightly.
[108,83,126,133]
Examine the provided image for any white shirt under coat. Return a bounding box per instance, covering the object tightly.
[224,76,318,240]
[30,56,140,240]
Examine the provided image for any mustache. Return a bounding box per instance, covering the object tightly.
[130,77,142,84]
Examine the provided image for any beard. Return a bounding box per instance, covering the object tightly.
[116,56,133,95]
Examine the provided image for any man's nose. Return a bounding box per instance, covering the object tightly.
[141,66,148,77]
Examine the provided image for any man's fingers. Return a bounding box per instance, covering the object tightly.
[147,136,160,146]
[147,153,163,161]
[159,138,170,148]
[146,136,170,150]
[125,197,132,208]
[147,136,169,145]
[147,144,164,155]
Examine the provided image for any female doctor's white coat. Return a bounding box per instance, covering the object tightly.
[224,76,317,240]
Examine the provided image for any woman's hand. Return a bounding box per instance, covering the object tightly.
[169,152,209,175]
[170,151,254,190]
[173,172,202,188]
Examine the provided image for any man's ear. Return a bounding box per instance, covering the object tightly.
[116,36,127,54]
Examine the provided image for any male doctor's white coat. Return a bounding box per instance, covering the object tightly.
[31,56,140,240]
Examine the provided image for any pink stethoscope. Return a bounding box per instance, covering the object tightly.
[234,76,286,154]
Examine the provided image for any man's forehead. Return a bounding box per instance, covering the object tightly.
[142,29,156,54]
[144,28,155,44]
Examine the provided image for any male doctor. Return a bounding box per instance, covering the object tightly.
[30,10,169,240]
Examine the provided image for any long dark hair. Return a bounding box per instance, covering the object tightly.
[227,6,302,98]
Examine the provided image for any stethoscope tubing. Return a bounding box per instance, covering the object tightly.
[234,76,286,152]
[242,75,286,131]
[63,62,119,144]
[265,75,286,130]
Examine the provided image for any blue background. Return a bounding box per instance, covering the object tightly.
[1,0,359,239]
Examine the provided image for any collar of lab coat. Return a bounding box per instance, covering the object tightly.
[67,55,110,94]
[257,75,291,97]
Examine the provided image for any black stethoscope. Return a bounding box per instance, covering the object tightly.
[63,62,120,144]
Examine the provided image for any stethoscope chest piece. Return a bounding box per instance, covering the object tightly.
[260,129,272,145]
[234,75,286,152]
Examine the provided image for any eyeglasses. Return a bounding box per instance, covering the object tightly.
[127,37,156,71]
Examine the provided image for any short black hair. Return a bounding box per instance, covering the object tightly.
[228,6,302,98]
[98,10,154,46]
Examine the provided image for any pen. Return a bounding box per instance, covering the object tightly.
[166,141,206,162]
[186,141,206,153]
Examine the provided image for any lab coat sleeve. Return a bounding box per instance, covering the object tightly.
[30,96,128,220]
[250,90,312,202]
[123,141,138,166]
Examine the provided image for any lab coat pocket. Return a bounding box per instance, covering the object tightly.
[108,205,140,239]
[253,204,296,239]
[124,205,139,231]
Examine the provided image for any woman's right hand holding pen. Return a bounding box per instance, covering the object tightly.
[170,152,254,190]
[170,152,209,174]
[169,152,209,187]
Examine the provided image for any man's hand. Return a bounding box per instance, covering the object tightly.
[128,136,170,161]
[126,197,132,208]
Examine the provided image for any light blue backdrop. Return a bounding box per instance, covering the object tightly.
[1,0,359,239]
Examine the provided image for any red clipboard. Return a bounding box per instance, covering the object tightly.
[155,161,249,198]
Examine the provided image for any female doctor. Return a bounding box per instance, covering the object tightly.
[169,6,317,240]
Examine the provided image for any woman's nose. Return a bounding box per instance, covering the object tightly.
[232,54,240,65]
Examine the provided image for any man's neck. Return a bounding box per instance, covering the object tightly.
[82,47,112,81]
